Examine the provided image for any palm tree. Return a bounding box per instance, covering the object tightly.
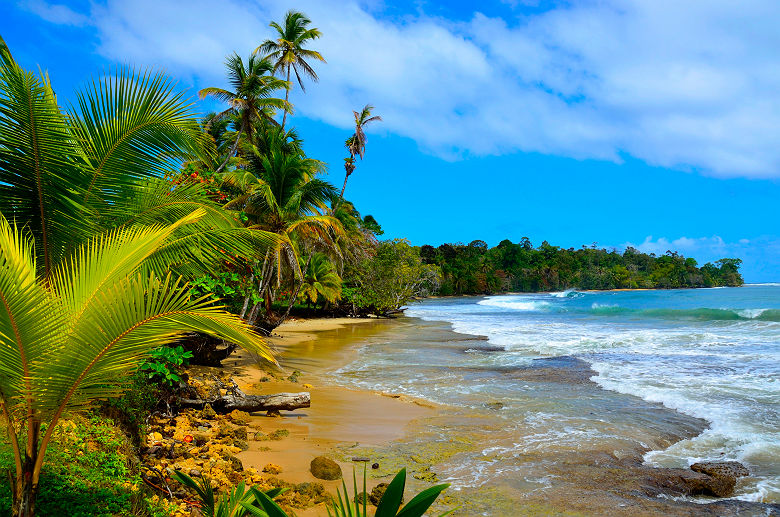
[0,44,276,280]
[0,212,274,517]
[222,138,343,327]
[298,252,342,307]
[256,10,325,128]
[339,104,381,202]
[199,53,290,173]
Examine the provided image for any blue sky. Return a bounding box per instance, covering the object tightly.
[2,0,779,281]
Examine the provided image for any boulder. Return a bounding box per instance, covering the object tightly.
[689,461,750,497]
[310,456,342,480]
[676,470,734,497]
[223,454,244,472]
[263,463,283,474]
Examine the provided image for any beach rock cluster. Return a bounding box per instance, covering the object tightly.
[138,373,328,515]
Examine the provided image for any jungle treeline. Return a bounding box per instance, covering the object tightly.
[419,239,744,295]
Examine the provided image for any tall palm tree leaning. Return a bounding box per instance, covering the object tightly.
[199,53,290,173]
[256,10,325,129]
[338,104,382,204]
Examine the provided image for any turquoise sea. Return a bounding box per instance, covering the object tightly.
[337,285,780,503]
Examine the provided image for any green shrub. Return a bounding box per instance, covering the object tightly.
[140,345,194,387]
[0,415,153,517]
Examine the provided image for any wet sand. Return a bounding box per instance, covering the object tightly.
[222,318,437,515]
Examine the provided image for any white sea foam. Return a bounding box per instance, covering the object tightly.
[477,296,550,312]
[405,289,780,502]
[737,308,768,318]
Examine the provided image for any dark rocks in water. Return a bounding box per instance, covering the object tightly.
[643,461,750,498]
[691,461,749,479]
[310,456,342,480]
[464,345,505,353]
[688,461,750,497]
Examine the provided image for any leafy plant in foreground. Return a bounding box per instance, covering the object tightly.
[172,470,288,517]
[175,467,450,517]
[0,213,275,517]
[328,467,452,517]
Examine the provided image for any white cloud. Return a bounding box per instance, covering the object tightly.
[626,235,728,256]
[19,0,89,26]
[21,0,780,178]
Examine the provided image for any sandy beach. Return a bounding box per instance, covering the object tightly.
[221,318,438,516]
[212,314,780,517]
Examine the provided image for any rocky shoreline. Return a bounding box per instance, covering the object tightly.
[137,317,779,516]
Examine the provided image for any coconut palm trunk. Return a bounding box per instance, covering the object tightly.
[281,65,291,129]
[215,126,243,174]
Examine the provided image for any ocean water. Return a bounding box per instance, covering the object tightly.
[337,285,780,503]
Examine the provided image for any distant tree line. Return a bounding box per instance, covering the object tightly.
[419,238,743,295]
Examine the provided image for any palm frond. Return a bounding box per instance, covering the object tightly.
[0,214,60,412]
[68,68,211,207]
[198,86,236,104]
[0,58,92,275]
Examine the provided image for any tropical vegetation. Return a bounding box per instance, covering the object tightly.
[421,239,743,295]
[0,6,747,515]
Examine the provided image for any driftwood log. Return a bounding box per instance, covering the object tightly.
[179,389,310,413]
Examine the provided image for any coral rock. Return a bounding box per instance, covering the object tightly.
[228,410,251,426]
[263,463,283,474]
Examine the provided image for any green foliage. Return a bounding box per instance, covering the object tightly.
[189,271,261,314]
[175,467,449,517]
[172,470,288,517]
[361,215,383,236]
[100,369,161,444]
[298,253,342,306]
[0,46,278,284]
[343,240,440,314]
[424,239,744,295]
[327,467,451,517]
[0,416,152,517]
[0,212,275,513]
[140,345,194,387]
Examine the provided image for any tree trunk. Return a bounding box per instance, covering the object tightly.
[179,391,310,413]
[12,459,37,517]
[239,271,255,319]
[339,172,349,202]
[215,126,243,174]
[281,66,291,129]
[273,253,313,328]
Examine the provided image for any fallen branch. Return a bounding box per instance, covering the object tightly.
[179,389,310,413]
